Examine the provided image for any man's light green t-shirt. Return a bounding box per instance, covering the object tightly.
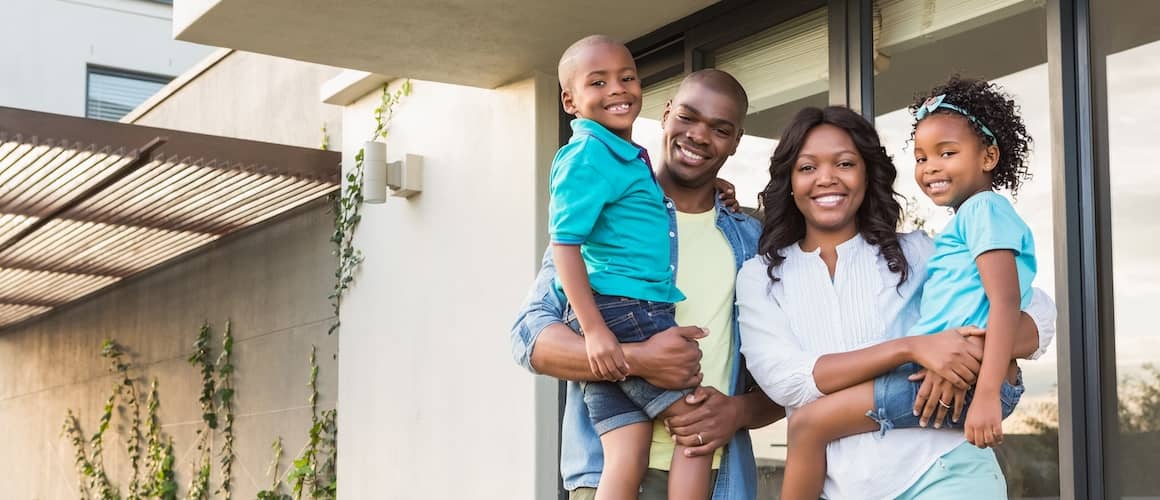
[648,208,736,470]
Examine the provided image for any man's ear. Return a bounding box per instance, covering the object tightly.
[660,99,673,124]
[561,88,577,115]
[982,144,1000,172]
[728,127,745,156]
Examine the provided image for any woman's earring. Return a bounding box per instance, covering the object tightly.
[789,190,794,197]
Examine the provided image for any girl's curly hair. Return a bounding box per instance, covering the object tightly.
[910,76,1033,197]
[758,106,908,286]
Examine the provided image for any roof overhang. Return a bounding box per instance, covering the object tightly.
[173,0,717,89]
[0,107,339,330]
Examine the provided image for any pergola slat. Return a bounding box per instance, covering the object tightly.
[0,107,339,329]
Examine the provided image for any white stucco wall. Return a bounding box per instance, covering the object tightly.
[337,74,559,499]
[0,0,213,116]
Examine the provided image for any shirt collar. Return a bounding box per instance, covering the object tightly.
[571,118,645,162]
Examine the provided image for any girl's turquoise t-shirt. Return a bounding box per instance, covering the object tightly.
[909,191,1036,336]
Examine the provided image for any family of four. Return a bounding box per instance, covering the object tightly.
[510,35,1056,500]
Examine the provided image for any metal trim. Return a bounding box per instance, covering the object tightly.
[828,0,874,119]
[1047,0,1113,498]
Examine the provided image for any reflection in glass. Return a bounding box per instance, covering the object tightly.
[1103,1,1160,493]
[873,1,1059,497]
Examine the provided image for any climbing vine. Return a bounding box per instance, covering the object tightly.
[186,323,216,500]
[328,79,412,335]
[215,322,236,500]
[62,410,94,499]
[288,346,337,498]
[102,340,144,498]
[255,438,290,500]
[144,378,177,499]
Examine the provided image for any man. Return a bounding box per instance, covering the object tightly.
[511,69,784,500]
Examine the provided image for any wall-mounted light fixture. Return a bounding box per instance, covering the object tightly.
[363,141,423,202]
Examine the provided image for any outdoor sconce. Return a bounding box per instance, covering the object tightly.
[363,140,423,202]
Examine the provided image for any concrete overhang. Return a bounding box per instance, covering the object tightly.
[173,0,717,89]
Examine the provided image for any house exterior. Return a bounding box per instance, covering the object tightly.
[1,0,1156,498]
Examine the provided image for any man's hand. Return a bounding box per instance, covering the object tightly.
[964,395,1004,448]
[665,387,740,457]
[625,326,707,390]
[584,327,628,381]
[909,327,986,390]
[910,369,967,428]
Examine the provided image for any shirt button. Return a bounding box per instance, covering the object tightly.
[670,265,675,271]
[669,231,676,238]
[666,202,674,208]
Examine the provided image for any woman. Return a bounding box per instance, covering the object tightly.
[735,106,1055,499]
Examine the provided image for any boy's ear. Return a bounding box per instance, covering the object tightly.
[561,88,578,115]
[982,144,1000,172]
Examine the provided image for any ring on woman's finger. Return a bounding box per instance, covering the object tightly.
[938,399,952,409]
[696,433,704,445]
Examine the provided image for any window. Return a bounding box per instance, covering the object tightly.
[1094,0,1160,496]
[85,66,172,121]
[872,1,1060,496]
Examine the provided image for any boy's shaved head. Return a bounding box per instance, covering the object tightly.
[558,35,629,89]
[678,69,750,122]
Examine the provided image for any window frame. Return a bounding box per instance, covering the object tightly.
[84,64,173,121]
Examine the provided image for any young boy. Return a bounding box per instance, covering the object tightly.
[550,35,711,499]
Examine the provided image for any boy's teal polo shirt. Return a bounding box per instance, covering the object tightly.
[548,118,684,304]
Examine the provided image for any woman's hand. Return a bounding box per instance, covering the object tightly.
[910,369,968,428]
[908,327,986,389]
[665,387,740,457]
[714,178,741,212]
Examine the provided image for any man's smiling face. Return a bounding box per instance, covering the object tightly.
[659,80,745,189]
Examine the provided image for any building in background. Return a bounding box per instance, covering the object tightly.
[0,0,213,120]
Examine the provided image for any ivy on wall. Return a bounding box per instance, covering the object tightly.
[328,80,413,335]
[63,324,335,499]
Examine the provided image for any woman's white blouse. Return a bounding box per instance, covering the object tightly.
[736,231,1056,499]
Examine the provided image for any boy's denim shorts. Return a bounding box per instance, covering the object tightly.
[868,362,1025,435]
[565,293,690,435]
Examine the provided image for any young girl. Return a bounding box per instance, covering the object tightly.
[774,76,1036,500]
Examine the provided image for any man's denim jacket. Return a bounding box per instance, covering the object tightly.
[510,195,763,500]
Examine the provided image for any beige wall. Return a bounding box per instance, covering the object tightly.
[129,50,345,150]
[337,74,559,499]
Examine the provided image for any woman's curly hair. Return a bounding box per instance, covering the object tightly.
[758,106,908,286]
[910,76,1033,197]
